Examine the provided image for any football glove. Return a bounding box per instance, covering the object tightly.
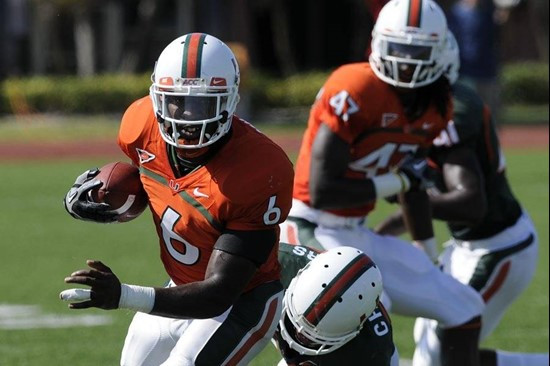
[63,168,118,223]
[397,156,430,191]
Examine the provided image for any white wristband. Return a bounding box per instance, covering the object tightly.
[372,172,410,199]
[413,237,438,262]
[119,284,156,313]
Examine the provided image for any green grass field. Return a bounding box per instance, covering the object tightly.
[0,120,547,365]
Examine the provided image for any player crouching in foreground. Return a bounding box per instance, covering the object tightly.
[274,243,397,365]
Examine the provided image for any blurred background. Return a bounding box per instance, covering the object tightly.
[0,0,548,123]
[0,2,547,365]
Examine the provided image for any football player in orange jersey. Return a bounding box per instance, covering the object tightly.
[279,1,485,365]
[61,33,294,365]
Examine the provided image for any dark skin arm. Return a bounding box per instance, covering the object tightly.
[431,145,488,224]
[309,123,377,209]
[373,208,407,236]
[153,249,257,318]
[64,247,258,319]
[375,145,488,234]
[399,189,434,241]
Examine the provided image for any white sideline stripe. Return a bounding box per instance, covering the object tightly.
[0,303,112,330]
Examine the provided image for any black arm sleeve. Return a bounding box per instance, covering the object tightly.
[214,228,277,267]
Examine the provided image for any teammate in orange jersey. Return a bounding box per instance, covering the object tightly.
[61,33,294,365]
[279,1,485,365]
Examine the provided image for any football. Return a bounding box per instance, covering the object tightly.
[89,161,148,223]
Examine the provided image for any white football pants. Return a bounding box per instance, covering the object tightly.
[120,282,283,366]
[279,201,485,328]
[412,211,540,366]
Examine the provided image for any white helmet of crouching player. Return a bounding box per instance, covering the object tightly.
[279,246,383,355]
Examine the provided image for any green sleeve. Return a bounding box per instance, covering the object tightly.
[277,242,320,289]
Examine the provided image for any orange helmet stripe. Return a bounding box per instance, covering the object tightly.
[181,33,206,78]
[407,0,423,27]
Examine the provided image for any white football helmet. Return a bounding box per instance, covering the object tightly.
[370,0,448,88]
[150,33,240,149]
[441,30,460,85]
[279,246,383,356]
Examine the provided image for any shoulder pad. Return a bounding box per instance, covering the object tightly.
[118,96,155,147]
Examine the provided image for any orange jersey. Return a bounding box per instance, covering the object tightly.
[118,97,294,291]
[294,63,451,217]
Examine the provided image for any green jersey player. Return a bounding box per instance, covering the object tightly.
[273,243,397,366]
[377,31,546,366]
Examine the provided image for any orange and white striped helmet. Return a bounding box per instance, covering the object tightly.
[370,0,448,88]
[150,33,240,149]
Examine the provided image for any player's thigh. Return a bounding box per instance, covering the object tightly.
[165,281,284,366]
[444,239,539,340]
[362,231,483,326]
[314,225,373,253]
[314,226,483,326]
[482,242,538,338]
[120,311,188,366]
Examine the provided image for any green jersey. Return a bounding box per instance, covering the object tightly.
[274,242,395,366]
[429,81,522,240]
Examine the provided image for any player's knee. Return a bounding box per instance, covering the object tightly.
[121,313,173,366]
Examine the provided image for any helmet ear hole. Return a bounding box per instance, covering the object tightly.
[219,111,229,124]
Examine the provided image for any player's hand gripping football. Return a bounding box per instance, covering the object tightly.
[397,156,431,191]
[63,168,118,223]
[60,260,122,310]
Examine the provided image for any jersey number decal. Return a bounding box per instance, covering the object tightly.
[433,120,460,147]
[161,208,200,265]
[349,143,418,177]
[329,90,359,122]
[263,195,282,225]
[160,196,282,264]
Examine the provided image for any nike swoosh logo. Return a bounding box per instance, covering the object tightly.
[413,161,427,170]
[193,187,209,198]
[67,191,78,203]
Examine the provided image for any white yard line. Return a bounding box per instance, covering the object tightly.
[0,303,112,330]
